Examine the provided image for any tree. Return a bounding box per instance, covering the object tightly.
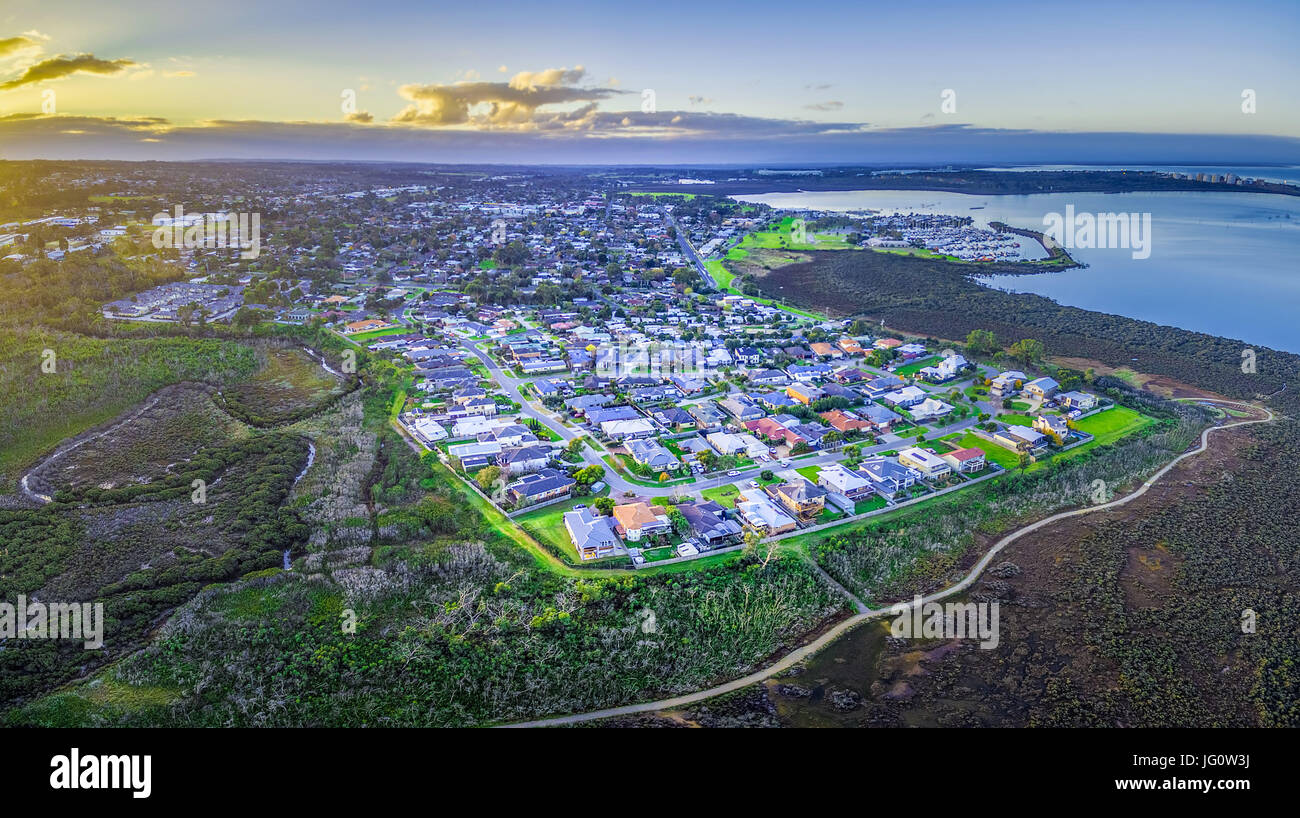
[760,470,774,482]
[593,496,615,515]
[1008,338,1045,368]
[668,507,689,535]
[475,465,501,493]
[965,328,998,357]
[574,464,605,486]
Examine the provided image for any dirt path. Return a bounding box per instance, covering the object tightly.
[497,399,1273,728]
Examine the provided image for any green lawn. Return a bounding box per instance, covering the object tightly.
[940,432,1020,469]
[1071,406,1151,445]
[514,491,610,559]
[853,496,889,514]
[795,465,821,482]
[348,325,411,343]
[700,483,741,507]
[894,356,939,377]
[1000,413,1035,426]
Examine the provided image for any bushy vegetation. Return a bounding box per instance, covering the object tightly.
[810,405,1206,602]
[10,545,844,727]
[0,328,259,491]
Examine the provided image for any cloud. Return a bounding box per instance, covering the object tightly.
[0,35,41,58]
[0,53,138,90]
[346,111,374,123]
[803,101,843,111]
[164,70,195,78]
[507,65,585,91]
[688,95,713,106]
[391,66,622,128]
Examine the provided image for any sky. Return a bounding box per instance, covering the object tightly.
[0,0,1297,164]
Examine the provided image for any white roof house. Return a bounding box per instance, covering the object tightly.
[817,463,871,496]
[706,432,748,456]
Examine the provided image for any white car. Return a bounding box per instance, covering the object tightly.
[727,470,740,476]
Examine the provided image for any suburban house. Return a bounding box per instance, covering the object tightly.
[990,370,1026,397]
[910,397,954,422]
[688,403,726,430]
[744,416,807,447]
[600,417,657,440]
[754,390,798,411]
[858,456,921,497]
[898,446,953,479]
[677,501,743,547]
[897,343,928,360]
[564,507,622,561]
[837,338,864,356]
[819,408,872,433]
[734,346,762,365]
[1037,411,1070,434]
[463,396,498,417]
[734,490,797,535]
[918,353,970,383]
[719,395,765,422]
[994,425,1049,453]
[769,479,827,522]
[612,502,672,541]
[1024,377,1060,400]
[881,385,927,408]
[817,463,873,499]
[873,338,903,351]
[809,342,843,360]
[1057,390,1099,411]
[787,383,826,405]
[863,374,904,399]
[651,407,696,431]
[626,438,679,472]
[506,468,575,505]
[859,403,902,432]
[499,445,552,474]
[706,431,749,456]
[940,447,988,474]
[750,369,789,387]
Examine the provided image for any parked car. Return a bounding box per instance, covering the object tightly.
[748,480,759,489]
[779,459,792,467]
[727,470,740,476]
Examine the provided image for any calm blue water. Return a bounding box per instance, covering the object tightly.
[734,188,1300,353]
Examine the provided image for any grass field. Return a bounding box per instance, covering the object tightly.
[346,326,411,343]
[734,217,856,252]
[796,465,822,482]
[894,356,939,377]
[514,490,611,560]
[1071,406,1151,444]
[940,432,1021,469]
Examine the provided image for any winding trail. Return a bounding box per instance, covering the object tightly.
[498,398,1274,728]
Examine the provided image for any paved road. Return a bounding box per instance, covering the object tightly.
[461,339,982,499]
[497,399,1273,727]
[664,208,715,290]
